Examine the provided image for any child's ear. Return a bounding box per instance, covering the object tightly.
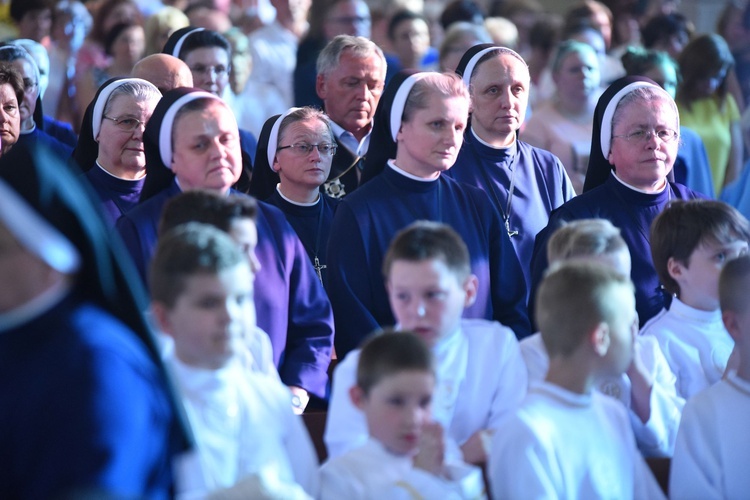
[723,310,741,343]
[349,385,366,410]
[151,301,174,337]
[463,274,479,308]
[590,322,611,357]
[667,256,685,281]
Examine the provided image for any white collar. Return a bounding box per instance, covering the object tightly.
[387,159,438,182]
[612,172,668,194]
[275,184,320,206]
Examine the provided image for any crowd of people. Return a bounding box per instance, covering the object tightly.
[2,0,750,497]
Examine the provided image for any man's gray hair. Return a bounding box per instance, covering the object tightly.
[316,34,386,78]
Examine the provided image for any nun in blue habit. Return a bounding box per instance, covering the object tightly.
[329,70,531,357]
[0,143,190,498]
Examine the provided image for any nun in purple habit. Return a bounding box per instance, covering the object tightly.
[530,76,704,327]
[115,87,334,402]
[73,77,161,227]
[330,70,531,357]
[0,143,189,498]
[449,43,576,295]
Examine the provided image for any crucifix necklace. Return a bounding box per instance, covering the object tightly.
[312,199,326,284]
[471,139,520,238]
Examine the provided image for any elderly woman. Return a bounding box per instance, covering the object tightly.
[523,40,601,194]
[73,77,161,227]
[253,107,340,286]
[0,63,23,157]
[531,76,704,327]
[330,70,531,358]
[115,87,333,414]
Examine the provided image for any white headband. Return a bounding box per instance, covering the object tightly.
[170,27,204,57]
[599,81,660,158]
[158,91,227,168]
[267,107,301,169]
[459,46,524,87]
[91,78,148,139]
[0,179,80,274]
[390,73,430,142]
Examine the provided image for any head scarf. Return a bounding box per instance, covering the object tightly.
[162,26,204,58]
[0,141,191,450]
[0,43,44,130]
[139,87,226,202]
[454,43,525,85]
[72,77,158,171]
[248,107,300,200]
[582,76,677,192]
[360,70,428,184]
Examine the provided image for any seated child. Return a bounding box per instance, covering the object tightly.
[150,223,318,498]
[490,262,664,499]
[641,200,750,399]
[670,254,750,498]
[325,221,527,464]
[520,219,684,456]
[158,191,275,378]
[319,331,485,499]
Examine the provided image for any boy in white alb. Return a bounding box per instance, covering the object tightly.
[520,219,683,456]
[490,262,664,499]
[670,254,750,498]
[319,331,485,499]
[325,221,527,465]
[150,223,318,498]
[641,200,750,399]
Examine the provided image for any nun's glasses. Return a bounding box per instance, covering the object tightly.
[612,128,679,144]
[278,143,337,156]
[103,115,145,132]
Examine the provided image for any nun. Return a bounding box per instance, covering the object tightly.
[449,43,575,295]
[0,45,73,159]
[0,143,189,497]
[162,27,257,188]
[115,87,334,410]
[329,70,531,357]
[73,77,161,227]
[530,76,704,327]
[253,107,340,286]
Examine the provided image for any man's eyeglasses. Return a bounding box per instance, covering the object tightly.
[612,129,679,144]
[103,115,146,132]
[277,142,337,156]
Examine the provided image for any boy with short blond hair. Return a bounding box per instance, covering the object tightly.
[319,331,484,499]
[150,223,318,498]
[642,199,750,399]
[520,219,684,456]
[670,254,750,498]
[490,261,664,499]
[325,221,527,464]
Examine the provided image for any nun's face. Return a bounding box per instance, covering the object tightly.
[274,118,334,193]
[97,93,158,178]
[396,92,469,179]
[184,47,230,96]
[469,53,529,147]
[10,59,38,130]
[171,100,242,193]
[0,83,20,155]
[0,222,60,313]
[607,96,679,192]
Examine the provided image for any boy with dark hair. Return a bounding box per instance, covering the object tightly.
[490,261,664,499]
[670,254,750,498]
[150,222,318,498]
[642,199,750,399]
[325,220,526,465]
[320,330,484,498]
